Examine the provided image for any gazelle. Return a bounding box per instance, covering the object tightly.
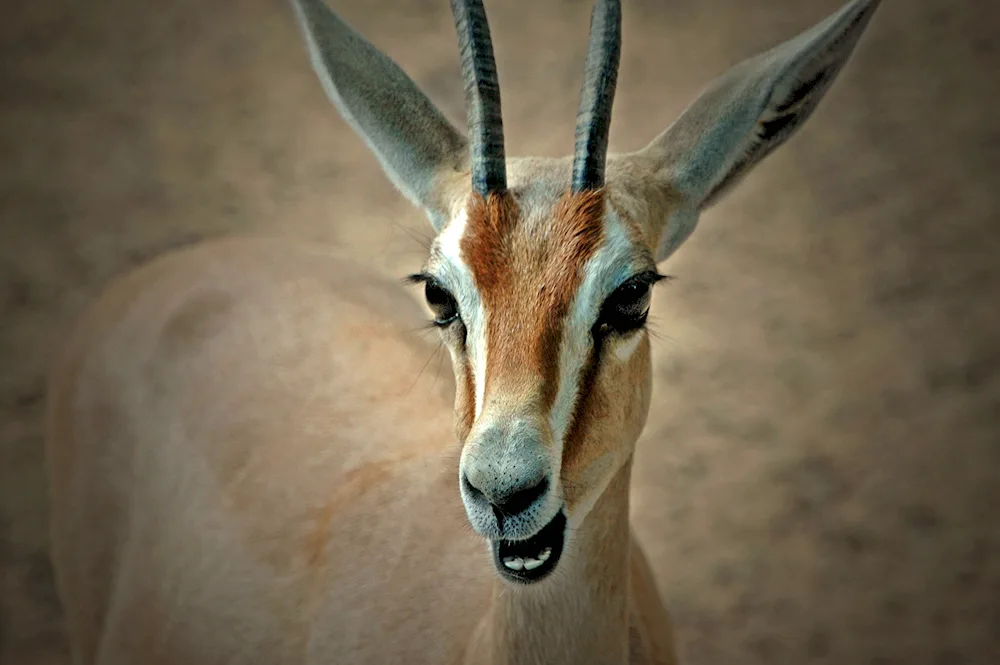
[45,0,882,662]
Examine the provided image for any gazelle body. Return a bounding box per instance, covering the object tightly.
[45,1,882,664]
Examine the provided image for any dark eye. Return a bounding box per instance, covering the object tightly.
[424,281,460,327]
[593,275,659,337]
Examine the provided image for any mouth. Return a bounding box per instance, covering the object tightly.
[491,510,567,584]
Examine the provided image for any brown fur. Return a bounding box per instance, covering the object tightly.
[561,337,609,472]
[460,190,606,417]
[304,458,401,570]
[454,356,478,441]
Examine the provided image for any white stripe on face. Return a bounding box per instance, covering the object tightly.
[435,208,489,419]
[547,210,643,447]
[613,329,645,362]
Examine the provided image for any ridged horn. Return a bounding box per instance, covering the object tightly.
[571,0,622,193]
[450,0,507,196]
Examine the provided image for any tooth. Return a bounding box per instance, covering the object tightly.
[537,548,552,561]
[523,557,544,571]
[503,557,524,571]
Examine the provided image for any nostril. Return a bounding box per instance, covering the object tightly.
[462,472,550,518]
[495,476,549,516]
[462,473,487,503]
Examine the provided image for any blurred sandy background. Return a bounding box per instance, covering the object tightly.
[1,0,998,663]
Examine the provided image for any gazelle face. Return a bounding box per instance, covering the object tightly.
[414,164,665,583]
[292,0,881,587]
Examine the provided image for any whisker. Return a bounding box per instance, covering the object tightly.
[645,317,678,347]
[389,220,434,253]
[400,320,441,336]
[432,339,448,389]
[406,340,446,396]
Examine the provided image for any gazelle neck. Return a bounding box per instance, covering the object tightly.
[466,457,634,665]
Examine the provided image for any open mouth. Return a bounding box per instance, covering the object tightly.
[491,510,567,584]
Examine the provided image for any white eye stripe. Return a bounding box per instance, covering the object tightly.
[547,213,640,446]
[435,209,488,419]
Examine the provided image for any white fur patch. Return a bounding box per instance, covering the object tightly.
[435,209,488,419]
[548,209,642,447]
[613,330,644,362]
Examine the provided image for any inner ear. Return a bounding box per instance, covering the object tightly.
[291,0,472,230]
[620,0,882,262]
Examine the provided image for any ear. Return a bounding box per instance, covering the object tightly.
[628,0,881,262]
[291,0,469,230]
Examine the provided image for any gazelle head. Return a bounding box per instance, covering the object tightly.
[292,0,880,584]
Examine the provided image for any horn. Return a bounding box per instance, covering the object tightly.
[450,0,507,196]
[571,0,622,193]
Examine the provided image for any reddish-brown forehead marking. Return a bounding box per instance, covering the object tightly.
[460,189,606,412]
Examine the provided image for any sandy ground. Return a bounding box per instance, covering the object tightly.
[1,0,998,663]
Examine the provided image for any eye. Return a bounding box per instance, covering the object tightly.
[424,281,460,327]
[593,273,662,338]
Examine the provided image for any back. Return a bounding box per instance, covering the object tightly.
[46,237,490,664]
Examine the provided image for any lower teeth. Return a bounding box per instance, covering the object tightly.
[502,547,553,572]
